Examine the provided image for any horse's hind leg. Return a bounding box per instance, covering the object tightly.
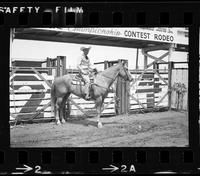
[95,97,103,128]
[60,95,67,124]
[61,93,70,123]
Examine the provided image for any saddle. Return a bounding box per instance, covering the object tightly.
[71,69,97,86]
[71,73,85,85]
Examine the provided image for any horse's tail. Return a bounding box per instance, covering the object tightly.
[50,82,56,117]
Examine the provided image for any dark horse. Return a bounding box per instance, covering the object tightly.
[51,62,133,128]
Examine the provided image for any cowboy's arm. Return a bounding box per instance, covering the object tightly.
[87,58,94,70]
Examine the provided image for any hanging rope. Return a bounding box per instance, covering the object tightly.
[172,82,187,110]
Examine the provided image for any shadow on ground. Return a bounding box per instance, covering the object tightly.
[64,117,118,127]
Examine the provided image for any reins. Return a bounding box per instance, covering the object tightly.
[94,65,131,89]
[92,67,121,90]
[100,69,120,82]
[93,72,119,90]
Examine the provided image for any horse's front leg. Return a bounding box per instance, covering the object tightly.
[55,97,63,125]
[95,97,103,128]
[96,105,103,128]
[54,105,60,125]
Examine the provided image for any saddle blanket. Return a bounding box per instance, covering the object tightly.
[71,79,85,85]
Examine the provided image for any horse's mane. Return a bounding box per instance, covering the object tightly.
[98,62,122,76]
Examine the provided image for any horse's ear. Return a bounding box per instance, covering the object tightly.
[123,62,127,67]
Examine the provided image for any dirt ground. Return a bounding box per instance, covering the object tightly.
[10,111,188,147]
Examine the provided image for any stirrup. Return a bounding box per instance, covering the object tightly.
[85,95,91,100]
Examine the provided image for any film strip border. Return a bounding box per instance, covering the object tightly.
[0,2,199,26]
[0,148,199,174]
[0,1,199,174]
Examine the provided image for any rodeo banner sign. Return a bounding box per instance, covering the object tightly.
[37,27,188,45]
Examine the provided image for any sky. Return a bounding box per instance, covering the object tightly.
[11,28,188,70]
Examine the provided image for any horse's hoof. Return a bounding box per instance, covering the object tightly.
[98,122,103,128]
[61,119,66,124]
[56,121,61,125]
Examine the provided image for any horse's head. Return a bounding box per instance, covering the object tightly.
[118,63,133,82]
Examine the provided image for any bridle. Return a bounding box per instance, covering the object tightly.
[122,65,130,81]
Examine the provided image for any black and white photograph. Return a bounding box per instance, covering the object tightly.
[9,27,188,147]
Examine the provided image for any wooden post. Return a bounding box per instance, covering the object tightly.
[46,57,52,75]
[153,62,159,73]
[153,62,156,70]
[152,62,157,108]
[156,63,159,73]
[46,57,51,67]
[117,60,122,114]
[136,48,139,70]
[56,56,61,77]
[116,59,129,115]
[60,56,66,76]
[104,60,108,69]
[168,44,174,62]
[168,61,174,110]
[117,77,121,115]
[124,60,129,115]
[115,60,120,115]
[52,58,56,67]
[144,55,148,69]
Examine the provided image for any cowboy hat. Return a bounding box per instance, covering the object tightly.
[80,46,91,51]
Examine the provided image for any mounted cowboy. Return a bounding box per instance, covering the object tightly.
[51,61,133,127]
[77,46,96,100]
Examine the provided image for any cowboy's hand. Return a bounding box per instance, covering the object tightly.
[84,70,89,74]
[80,69,86,74]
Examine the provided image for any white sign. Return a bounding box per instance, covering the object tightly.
[35,28,188,45]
